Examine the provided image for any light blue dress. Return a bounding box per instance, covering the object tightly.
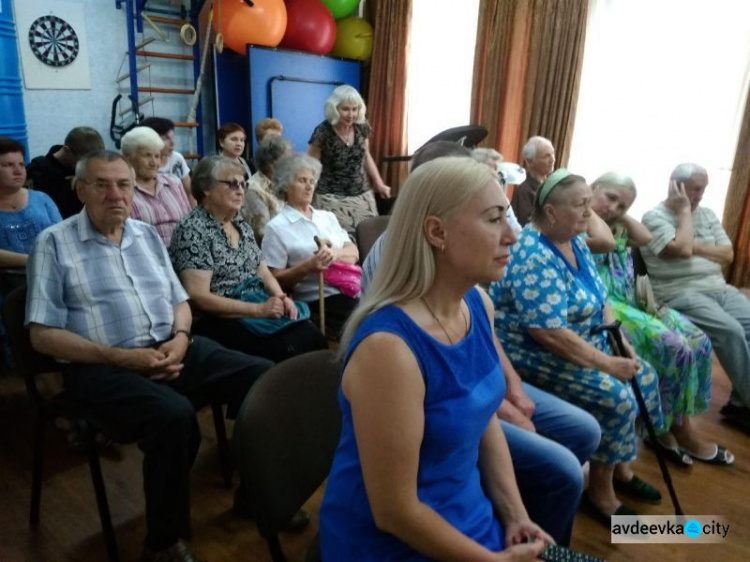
[320,287,505,560]
[0,190,61,253]
[0,189,61,339]
[490,225,664,464]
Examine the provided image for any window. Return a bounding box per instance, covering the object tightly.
[406,0,480,152]
[569,0,750,219]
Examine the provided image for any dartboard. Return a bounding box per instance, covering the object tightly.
[28,15,80,68]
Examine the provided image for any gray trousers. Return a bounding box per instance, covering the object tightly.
[664,285,750,408]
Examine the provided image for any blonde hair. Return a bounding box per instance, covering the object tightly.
[339,157,496,355]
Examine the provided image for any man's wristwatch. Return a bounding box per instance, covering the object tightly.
[172,329,193,345]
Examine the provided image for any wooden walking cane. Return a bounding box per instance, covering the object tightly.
[314,236,326,336]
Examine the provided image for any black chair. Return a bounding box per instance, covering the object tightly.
[631,245,648,277]
[2,285,233,562]
[232,349,343,562]
[355,215,390,264]
[382,124,489,163]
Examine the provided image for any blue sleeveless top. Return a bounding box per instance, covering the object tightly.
[319,287,506,560]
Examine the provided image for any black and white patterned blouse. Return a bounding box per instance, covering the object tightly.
[309,120,372,197]
[169,206,262,297]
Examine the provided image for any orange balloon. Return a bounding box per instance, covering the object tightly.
[213,0,288,54]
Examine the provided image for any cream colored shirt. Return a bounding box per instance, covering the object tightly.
[641,203,731,300]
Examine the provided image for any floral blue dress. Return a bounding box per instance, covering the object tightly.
[490,225,665,464]
[594,229,712,431]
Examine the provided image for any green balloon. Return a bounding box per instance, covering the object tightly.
[330,16,373,62]
[321,0,360,20]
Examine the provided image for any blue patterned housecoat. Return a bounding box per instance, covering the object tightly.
[490,225,665,464]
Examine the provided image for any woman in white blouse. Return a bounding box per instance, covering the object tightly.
[262,154,359,337]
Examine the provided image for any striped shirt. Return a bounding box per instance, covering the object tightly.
[25,211,188,350]
[641,203,732,300]
[131,174,191,245]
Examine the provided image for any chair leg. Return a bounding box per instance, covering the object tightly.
[82,423,119,562]
[266,534,288,562]
[30,410,46,526]
[211,402,233,488]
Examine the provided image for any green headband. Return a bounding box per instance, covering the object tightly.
[537,168,572,206]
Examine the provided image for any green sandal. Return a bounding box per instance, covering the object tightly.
[614,475,662,504]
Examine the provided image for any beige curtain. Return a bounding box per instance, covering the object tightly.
[471,0,588,167]
[522,0,589,167]
[722,83,750,287]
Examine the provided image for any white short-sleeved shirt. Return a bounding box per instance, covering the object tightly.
[262,205,351,302]
[641,203,732,300]
[159,151,190,182]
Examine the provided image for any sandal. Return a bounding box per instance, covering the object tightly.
[613,475,662,504]
[684,444,735,466]
[643,436,693,468]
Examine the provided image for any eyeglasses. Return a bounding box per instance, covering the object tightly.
[217,179,246,191]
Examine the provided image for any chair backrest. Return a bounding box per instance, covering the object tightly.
[2,285,60,402]
[232,349,343,539]
[355,215,390,263]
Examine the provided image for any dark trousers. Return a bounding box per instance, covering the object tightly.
[194,317,327,363]
[62,336,273,550]
[307,294,359,339]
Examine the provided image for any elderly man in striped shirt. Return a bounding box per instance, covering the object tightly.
[25,150,273,562]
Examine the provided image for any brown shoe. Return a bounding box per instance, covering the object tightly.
[140,539,206,562]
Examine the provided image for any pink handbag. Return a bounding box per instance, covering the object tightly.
[323,261,362,297]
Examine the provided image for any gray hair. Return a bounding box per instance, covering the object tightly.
[254,135,293,178]
[531,173,587,225]
[472,147,503,166]
[590,171,636,196]
[324,84,366,126]
[120,126,164,156]
[74,149,134,182]
[191,155,245,203]
[273,154,322,200]
[670,163,707,184]
[521,136,552,162]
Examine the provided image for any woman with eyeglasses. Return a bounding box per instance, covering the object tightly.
[262,154,360,338]
[168,155,326,363]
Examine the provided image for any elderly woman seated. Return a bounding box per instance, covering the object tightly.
[490,169,665,522]
[241,135,292,241]
[121,126,191,245]
[590,172,733,466]
[262,154,360,337]
[169,155,326,363]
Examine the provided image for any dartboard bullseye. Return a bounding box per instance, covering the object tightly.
[28,15,80,68]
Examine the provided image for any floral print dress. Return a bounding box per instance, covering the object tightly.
[490,225,664,464]
[595,229,712,431]
[309,120,378,236]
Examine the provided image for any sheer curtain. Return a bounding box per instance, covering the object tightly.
[568,0,750,219]
[406,0,480,151]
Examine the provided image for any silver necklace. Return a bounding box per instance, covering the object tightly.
[421,297,468,345]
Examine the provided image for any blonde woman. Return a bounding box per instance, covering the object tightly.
[308,84,391,236]
[320,157,552,560]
